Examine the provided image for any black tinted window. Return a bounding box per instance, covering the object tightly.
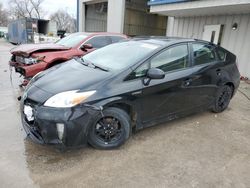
[150,44,189,72]
[127,62,149,80]
[217,48,227,61]
[111,36,125,43]
[86,36,111,49]
[193,43,216,65]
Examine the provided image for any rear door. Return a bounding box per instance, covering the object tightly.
[185,42,222,108]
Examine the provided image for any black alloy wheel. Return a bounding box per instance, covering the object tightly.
[212,85,233,113]
[95,117,122,143]
[88,107,130,149]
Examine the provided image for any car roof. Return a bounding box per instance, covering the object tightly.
[131,36,213,47]
[73,32,127,37]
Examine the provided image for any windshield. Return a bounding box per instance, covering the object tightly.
[81,41,160,71]
[56,33,89,48]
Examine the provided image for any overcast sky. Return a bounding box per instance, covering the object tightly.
[2,0,77,18]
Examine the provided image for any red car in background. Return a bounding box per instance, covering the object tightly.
[9,32,127,85]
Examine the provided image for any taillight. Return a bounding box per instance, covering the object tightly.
[236,58,239,69]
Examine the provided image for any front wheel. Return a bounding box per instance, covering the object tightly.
[212,85,233,113]
[88,107,131,149]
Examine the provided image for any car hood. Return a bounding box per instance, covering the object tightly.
[10,43,70,57]
[27,59,112,102]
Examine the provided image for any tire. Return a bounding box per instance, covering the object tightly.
[88,107,131,149]
[212,85,233,113]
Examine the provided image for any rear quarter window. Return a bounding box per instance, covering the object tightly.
[110,36,125,43]
[86,36,112,49]
[217,48,227,61]
[192,43,216,66]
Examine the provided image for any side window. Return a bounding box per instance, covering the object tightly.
[193,43,216,65]
[110,36,125,43]
[150,44,189,73]
[127,63,149,80]
[217,48,227,61]
[86,36,112,49]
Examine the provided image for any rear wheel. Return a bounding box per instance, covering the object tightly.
[212,85,233,113]
[88,107,130,149]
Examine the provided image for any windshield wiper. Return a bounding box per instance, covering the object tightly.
[77,58,109,72]
[75,57,89,66]
[90,63,109,72]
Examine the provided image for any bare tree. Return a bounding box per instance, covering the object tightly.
[50,10,76,33]
[0,3,9,26]
[8,0,44,19]
[30,0,44,19]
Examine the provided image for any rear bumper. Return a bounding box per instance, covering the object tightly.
[233,79,240,97]
[232,69,241,98]
[21,100,100,147]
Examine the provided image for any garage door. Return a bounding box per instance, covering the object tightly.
[85,2,107,32]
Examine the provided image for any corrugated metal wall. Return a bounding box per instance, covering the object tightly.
[168,14,250,78]
[124,0,167,36]
[85,2,107,32]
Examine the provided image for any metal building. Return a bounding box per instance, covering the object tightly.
[8,18,57,44]
[77,0,167,36]
[148,0,250,78]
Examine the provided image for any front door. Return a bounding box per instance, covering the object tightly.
[139,43,194,124]
[202,25,222,45]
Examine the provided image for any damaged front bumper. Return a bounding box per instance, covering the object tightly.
[9,60,26,75]
[9,60,47,78]
[21,99,100,147]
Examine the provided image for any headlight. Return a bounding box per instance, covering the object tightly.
[24,57,38,65]
[44,90,96,108]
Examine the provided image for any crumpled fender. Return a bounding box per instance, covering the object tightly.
[90,96,135,110]
[87,97,143,130]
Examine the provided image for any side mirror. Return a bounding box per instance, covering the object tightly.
[147,68,165,80]
[81,44,93,51]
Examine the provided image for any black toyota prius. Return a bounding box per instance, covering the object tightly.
[21,38,240,149]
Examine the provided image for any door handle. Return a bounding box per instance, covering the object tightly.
[183,78,192,87]
[216,69,221,76]
[132,90,142,96]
